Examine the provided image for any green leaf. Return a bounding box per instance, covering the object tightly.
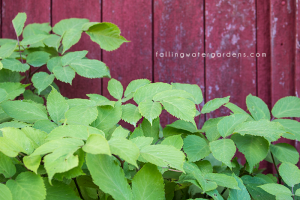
[32,72,55,94]
[6,172,46,200]
[217,114,248,137]
[12,13,27,37]
[86,154,133,200]
[259,183,292,196]
[234,119,285,142]
[130,136,153,149]
[23,90,44,104]
[20,34,50,46]
[27,51,51,67]
[23,155,41,174]
[47,57,62,72]
[204,173,239,189]
[108,78,123,99]
[21,126,47,149]
[272,96,300,118]
[0,183,12,200]
[153,89,195,102]
[129,127,144,139]
[62,29,82,54]
[139,100,162,125]
[140,144,185,171]
[161,97,196,124]
[61,51,88,66]
[33,120,57,134]
[161,135,183,150]
[108,137,139,167]
[228,174,251,200]
[0,42,17,59]
[44,178,81,200]
[2,58,29,72]
[53,18,89,36]
[0,69,23,83]
[224,102,253,117]
[0,152,16,178]
[132,164,164,200]
[43,34,61,50]
[1,101,48,123]
[0,82,26,101]
[231,134,269,172]
[121,104,142,127]
[270,143,299,165]
[47,87,69,124]
[141,117,159,143]
[53,66,75,85]
[70,59,110,78]
[111,126,129,139]
[279,162,300,187]
[23,23,51,38]
[85,22,129,51]
[295,188,300,196]
[209,139,236,168]
[201,117,224,142]
[134,82,172,104]
[124,79,151,97]
[201,96,230,114]
[167,120,199,133]
[83,134,111,155]
[273,119,300,141]
[171,83,203,104]
[246,94,271,121]
[65,106,98,125]
[183,135,210,162]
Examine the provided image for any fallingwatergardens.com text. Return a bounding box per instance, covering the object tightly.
[156,51,267,58]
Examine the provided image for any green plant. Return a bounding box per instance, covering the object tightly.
[0,13,300,200]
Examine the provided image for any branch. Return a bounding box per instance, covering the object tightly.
[271,152,282,184]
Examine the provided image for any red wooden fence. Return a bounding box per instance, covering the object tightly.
[1,0,299,171]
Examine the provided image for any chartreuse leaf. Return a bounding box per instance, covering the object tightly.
[12,13,27,37]
[121,104,142,127]
[6,172,46,200]
[32,72,55,94]
[124,79,151,97]
[270,143,299,164]
[44,178,81,200]
[69,59,110,78]
[47,57,62,72]
[224,102,253,118]
[27,51,51,67]
[108,137,139,167]
[2,58,29,72]
[259,183,292,196]
[296,189,300,196]
[279,162,300,187]
[108,78,123,99]
[209,139,236,168]
[22,127,47,148]
[85,22,129,51]
[33,120,57,134]
[20,34,50,46]
[153,89,195,102]
[161,97,196,124]
[132,164,164,200]
[141,117,159,143]
[86,154,133,200]
[273,119,300,140]
[171,83,203,104]
[53,66,76,85]
[62,29,82,54]
[83,134,111,155]
[231,134,269,172]
[0,152,16,178]
[228,174,251,200]
[161,135,183,150]
[217,114,248,137]
[53,18,89,35]
[134,82,172,104]
[23,23,51,38]
[201,117,223,141]
[272,96,300,118]
[130,136,153,149]
[23,155,41,174]
[0,183,12,200]
[65,105,98,125]
[0,42,17,59]
[204,173,239,189]
[167,120,198,133]
[234,119,285,142]
[0,82,27,100]
[43,34,61,50]
[183,135,210,162]
[139,100,162,125]
[61,51,88,66]
[111,126,129,138]
[201,96,230,114]
[140,144,185,171]
[246,94,270,121]
[47,87,69,124]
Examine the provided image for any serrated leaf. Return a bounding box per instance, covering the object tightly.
[27,51,51,67]
[20,34,50,46]
[2,58,29,72]
[259,183,292,196]
[130,136,153,149]
[246,94,271,121]
[201,96,230,114]
[6,172,46,200]
[153,89,195,102]
[43,34,61,50]
[171,83,203,104]
[22,127,47,149]
[231,134,269,172]
[0,42,17,59]
[107,78,123,99]
[86,22,129,51]
[62,29,82,54]
[53,18,89,36]
[65,106,98,125]
[111,126,129,139]
[270,143,299,164]
[47,87,69,124]
[23,90,44,104]
[161,135,183,150]
[0,82,26,100]
[140,144,185,171]
[124,79,151,97]
[23,23,51,38]
[44,178,81,200]
[0,152,16,178]
[33,120,57,134]
[209,139,236,168]
[273,119,300,140]
[0,69,23,83]
[204,173,239,189]
[12,13,27,37]
[0,183,12,200]
[228,174,251,200]
[279,162,300,187]
[121,104,142,127]
[139,100,162,125]
[132,164,164,200]
[23,155,41,174]
[166,120,199,133]
[224,102,253,117]
[47,57,62,72]
[272,96,300,118]
[86,154,133,200]
[32,72,55,94]
[217,114,248,137]
[61,50,88,66]
[183,135,210,162]
[70,59,110,78]
[82,134,111,155]
[141,117,159,143]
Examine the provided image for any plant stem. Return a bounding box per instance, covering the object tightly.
[73,178,84,200]
[16,37,23,64]
[197,105,201,129]
[220,188,227,195]
[113,154,124,168]
[271,152,281,184]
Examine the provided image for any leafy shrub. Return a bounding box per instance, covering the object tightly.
[0,13,300,200]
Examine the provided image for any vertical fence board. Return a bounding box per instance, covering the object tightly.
[2,0,51,38]
[295,0,300,164]
[205,0,257,118]
[52,0,101,98]
[154,0,205,126]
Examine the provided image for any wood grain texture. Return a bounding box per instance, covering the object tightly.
[52,0,101,98]
[154,0,205,126]
[2,0,51,38]
[205,0,256,118]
